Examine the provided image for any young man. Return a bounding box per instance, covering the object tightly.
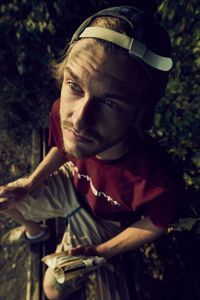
[0,5,184,300]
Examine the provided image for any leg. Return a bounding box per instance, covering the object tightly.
[43,267,85,300]
[1,207,50,245]
[43,268,64,300]
[56,208,132,300]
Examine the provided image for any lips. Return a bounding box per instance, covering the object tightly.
[72,131,92,142]
[64,128,93,143]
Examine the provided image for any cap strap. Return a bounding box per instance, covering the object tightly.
[79,27,173,71]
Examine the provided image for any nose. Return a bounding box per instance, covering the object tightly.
[72,96,95,132]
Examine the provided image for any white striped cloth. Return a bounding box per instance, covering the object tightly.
[17,163,134,299]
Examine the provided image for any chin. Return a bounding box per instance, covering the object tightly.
[64,143,98,159]
[63,138,117,159]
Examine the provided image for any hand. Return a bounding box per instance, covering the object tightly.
[68,245,99,257]
[67,243,110,258]
[0,177,32,210]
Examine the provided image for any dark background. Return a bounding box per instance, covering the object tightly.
[0,0,200,299]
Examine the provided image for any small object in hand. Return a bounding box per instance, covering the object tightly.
[42,252,106,283]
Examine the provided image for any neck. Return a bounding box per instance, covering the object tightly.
[96,135,133,161]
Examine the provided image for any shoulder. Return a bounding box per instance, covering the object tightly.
[131,133,184,189]
[48,98,63,150]
[49,98,61,129]
[50,98,60,117]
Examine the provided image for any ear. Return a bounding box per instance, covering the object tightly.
[133,88,157,132]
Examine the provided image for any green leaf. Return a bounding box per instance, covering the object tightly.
[173,218,200,231]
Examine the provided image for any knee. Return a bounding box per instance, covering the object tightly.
[43,268,63,300]
[43,267,84,300]
[43,284,61,300]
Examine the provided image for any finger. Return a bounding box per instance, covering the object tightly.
[0,188,13,197]
[0,200,9,210]
[0,187,7,195]
[0,196,15,208]
[0,192,15,200]
[84,246,97,256]
[68,245,84,256]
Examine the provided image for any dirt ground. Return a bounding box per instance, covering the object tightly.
[0,215,40,300]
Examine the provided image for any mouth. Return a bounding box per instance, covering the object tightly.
[64,128,93,143]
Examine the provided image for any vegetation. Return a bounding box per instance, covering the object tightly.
[0,0,199,186]
[0,0,199,299]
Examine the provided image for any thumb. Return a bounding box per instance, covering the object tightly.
[68,245,84,256]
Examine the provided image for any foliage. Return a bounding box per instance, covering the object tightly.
[0,0,110,133]
[152,0,200,191]
[0,0,199,216]
[0,1,200,299]
[0,0,199,188]
[151,0,200,234]
[0,130,32,184]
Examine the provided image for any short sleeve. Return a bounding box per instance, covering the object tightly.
[48,99,64,152]
[141,185,185,228]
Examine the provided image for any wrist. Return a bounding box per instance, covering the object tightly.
[95,243,113,259]
[23,176,37,191]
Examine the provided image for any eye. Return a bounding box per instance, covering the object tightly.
[67,81,83,93]
[102,98,119,109]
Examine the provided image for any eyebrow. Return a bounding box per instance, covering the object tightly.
[64,66,81,83]
[64,66,128,103]
[102,92,126,102]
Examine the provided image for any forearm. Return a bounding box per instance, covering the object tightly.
[96,217,166,258]
[27,147,67,189]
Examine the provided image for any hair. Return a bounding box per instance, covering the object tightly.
[52,17,134,86]
[52,3,171,132]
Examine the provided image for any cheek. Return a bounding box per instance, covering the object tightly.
[101,111,134,136]
[60,92,74,120]
[60,102,71,126]
[115,108,135,125]
[60,83,72,105]
[61,80,80,101]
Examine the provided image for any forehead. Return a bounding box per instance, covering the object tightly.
[66,39,150,96]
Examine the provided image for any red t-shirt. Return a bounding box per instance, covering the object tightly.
[49,99,185,228]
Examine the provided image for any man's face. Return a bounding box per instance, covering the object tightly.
[60,39,150,159]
